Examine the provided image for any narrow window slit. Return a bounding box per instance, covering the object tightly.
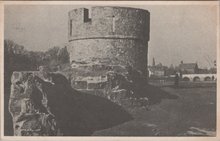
[83,8,91,23]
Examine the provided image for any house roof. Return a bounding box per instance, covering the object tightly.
[148,65,166,71]
[179,63,197,69]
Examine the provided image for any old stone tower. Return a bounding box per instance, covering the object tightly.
[67,6,150,98]
[8,6,150,136]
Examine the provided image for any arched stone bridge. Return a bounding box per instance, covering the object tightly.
[182,74,217,82]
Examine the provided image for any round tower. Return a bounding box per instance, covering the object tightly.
[68,6,150,75]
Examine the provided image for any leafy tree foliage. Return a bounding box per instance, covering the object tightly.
[4,39,70,82]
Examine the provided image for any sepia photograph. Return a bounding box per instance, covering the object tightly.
[1,1,219,140]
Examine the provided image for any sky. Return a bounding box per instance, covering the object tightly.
[4,4,218,68]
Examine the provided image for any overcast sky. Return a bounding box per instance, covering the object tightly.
[4,5,218,68]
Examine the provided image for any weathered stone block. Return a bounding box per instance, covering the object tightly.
[72,80,87,89]
[87,82,107,89]
[9,71,59,136]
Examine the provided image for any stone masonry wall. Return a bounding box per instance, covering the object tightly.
[67,7,150,96]
[9,71,134,136]
[9,71,59,136]
[68,6,150,75]
[68,7,150,41]
[68,39,148,75]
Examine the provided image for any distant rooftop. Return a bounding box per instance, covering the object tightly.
[179,63,198,69]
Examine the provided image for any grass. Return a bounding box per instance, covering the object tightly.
[5,77,216,136]
[93,82,216,136]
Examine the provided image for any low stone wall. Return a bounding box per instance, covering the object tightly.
[8,70,134,136]
[9,71,60,136]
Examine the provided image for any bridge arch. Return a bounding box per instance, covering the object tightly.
[193,76,200,82]
[204,76,211,81]
[181,74,216,82]
[182,77,190,81]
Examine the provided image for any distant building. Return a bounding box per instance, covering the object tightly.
[179,61,199,74]
[154,69,165,77]
[210,60,217,74]
[198,68,209,74]
[148,63,167,77]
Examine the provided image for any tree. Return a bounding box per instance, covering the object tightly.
[165,64,175,76]
[4,40,71,73]
[169,64,174,70]
[46,46,60,60]
[57,46,70,64]
[152,58,155,66]
[43,46,70,71]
